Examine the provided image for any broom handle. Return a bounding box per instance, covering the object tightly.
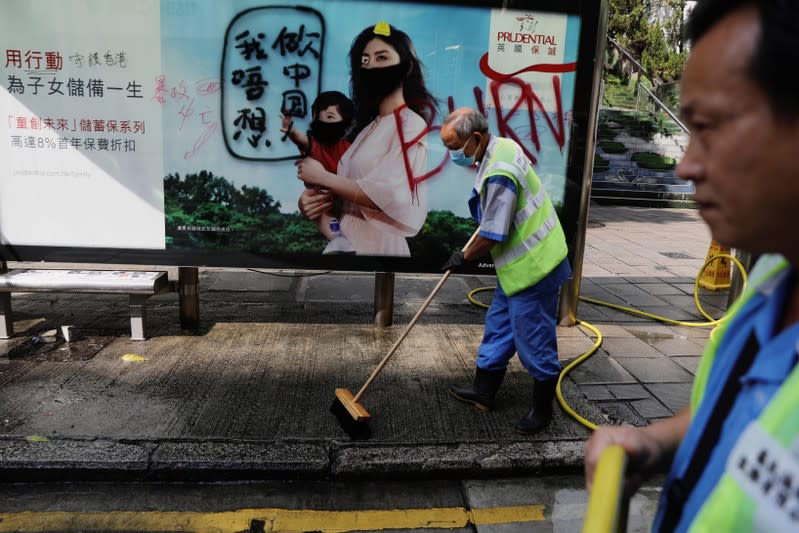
[353,228,481,402]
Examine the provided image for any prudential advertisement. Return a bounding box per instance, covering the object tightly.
[0,0,582,270]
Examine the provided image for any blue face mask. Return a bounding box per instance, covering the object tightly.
[449,135,477,167]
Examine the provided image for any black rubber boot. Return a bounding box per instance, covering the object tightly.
[449,367,506,412]
[514,378,558,435]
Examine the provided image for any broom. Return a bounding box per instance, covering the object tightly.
[330,228,481,440]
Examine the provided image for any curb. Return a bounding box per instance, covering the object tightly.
[0,437,586,482]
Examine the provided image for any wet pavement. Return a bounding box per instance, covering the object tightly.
[0,205,722,481]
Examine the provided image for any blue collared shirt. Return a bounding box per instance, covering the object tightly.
[654,265,799,531]
[468,174,518,243]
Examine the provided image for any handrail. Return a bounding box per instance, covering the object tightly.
[637,83,690,134]
[607,37,651,82]
[582,445,629,533]
[607,36,690,135]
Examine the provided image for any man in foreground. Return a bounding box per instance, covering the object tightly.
[584,1,799,531]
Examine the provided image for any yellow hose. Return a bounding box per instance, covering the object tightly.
[580,253,747,327]
[465,252,748,431]
[560,320,603,431]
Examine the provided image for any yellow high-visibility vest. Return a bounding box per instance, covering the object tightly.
[687,255,798,532]
[477,137,567,295]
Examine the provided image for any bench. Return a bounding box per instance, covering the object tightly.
[0,269,170,341]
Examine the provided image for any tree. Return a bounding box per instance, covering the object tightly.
[608,0,687,84]
[407,210,477,268]
[164,173,486,262]
[163,171,300,252]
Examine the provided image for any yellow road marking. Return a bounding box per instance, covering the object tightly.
[0,504,545,532]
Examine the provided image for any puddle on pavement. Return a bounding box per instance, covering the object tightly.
[628,330,684,343]
[3,334,113,361]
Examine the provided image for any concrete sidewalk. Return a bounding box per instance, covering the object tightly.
[0,205,721,481]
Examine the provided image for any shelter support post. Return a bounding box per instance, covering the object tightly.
[374,272,395,328]
[0,293,12,339]
[179,267,200,330]
[558,0,608,326]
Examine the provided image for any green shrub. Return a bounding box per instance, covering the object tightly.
[631,151,676,171]
[598,141,627,154]
[594,154,611,173]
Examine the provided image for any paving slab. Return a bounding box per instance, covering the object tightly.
[601,337,665,358]
[608,383,652,400]
[565,355,638,386]
[639,283,691,295]
[672,356,702,375]
[645,383,694,413]
[580,385,614,401]
[615,358,696,384]
[630,398,672,419]
[647,337,706,357]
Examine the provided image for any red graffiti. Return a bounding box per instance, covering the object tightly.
[478,52,576,80]
[184,120,218,160]
[195,77,221,96]
[488,76,565,164]
[395,101,449,194]
[398,75,568,187]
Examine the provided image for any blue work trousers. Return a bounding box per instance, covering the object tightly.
[476,282,561,381]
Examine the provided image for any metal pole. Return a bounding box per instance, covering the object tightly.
[178,266,200,330]
[559,1,609,326]
[637,83,689,134]
[373,272,394,327]
[0,256,11,338]
[727,250,756,308]
[129,294,148,340]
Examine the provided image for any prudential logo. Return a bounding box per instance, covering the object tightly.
[495,32,557,45]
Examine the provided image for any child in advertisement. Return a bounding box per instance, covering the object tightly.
[281,91,356,254]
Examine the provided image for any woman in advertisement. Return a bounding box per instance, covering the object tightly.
[296,21,436,257]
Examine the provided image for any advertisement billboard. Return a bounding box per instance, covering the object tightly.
[0,0,604,273]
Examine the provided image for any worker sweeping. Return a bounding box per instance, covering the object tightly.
[439,107,571,435]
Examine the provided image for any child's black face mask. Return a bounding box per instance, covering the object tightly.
[310,119,348,145]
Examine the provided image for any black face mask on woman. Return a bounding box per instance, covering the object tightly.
[310,119,348,145]
[358,61,409,103]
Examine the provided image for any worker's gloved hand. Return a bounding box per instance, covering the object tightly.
[441,251,467,272]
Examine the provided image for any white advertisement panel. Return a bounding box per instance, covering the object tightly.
[0,0,165,248]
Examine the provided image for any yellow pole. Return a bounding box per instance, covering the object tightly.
[582,445,629,533]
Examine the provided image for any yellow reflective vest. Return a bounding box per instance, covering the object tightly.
[687,254,799,532]
[476,137,568,295]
